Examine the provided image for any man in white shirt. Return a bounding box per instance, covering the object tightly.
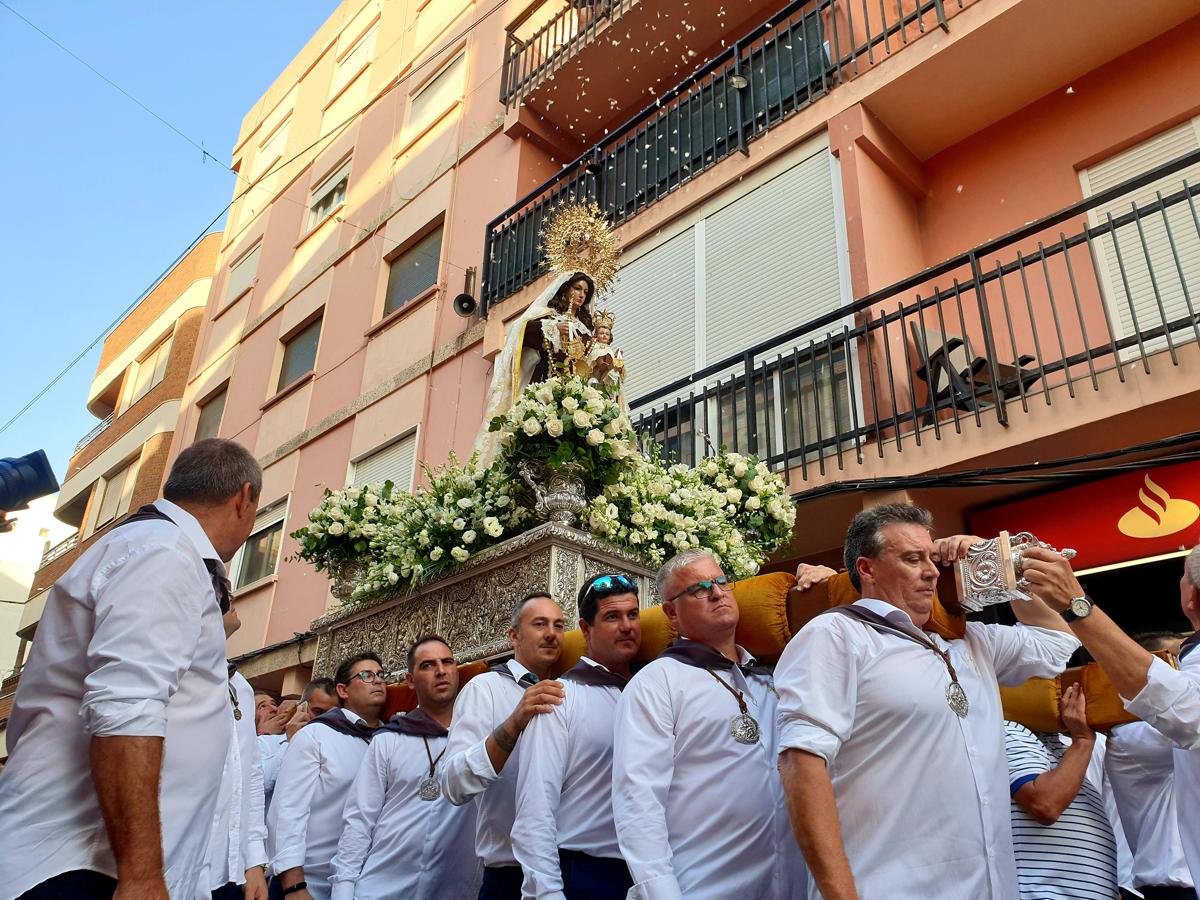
[1107,637,1196,900]
[777,503,1079,900]
[330,635,480,900]
[514,574,642,899]
[0,438,262,900]
[441,593,567,900]
[1004,684,1118,900]
[612,550,806,900]
[254,692,290,813]
[268,653,387,900]
[206,605,269,900]
[1026,543,1200,886]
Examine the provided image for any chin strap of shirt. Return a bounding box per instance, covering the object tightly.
[116,504,232,613]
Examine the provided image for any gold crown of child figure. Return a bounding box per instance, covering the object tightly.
[593,309,616,331]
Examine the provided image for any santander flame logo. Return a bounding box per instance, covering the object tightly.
[1117,474,1200,539]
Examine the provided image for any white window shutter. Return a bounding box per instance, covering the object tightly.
[704,148,842,363]
[352,434,417,492]
[606,228,697,403]
[1084,119,1200,351]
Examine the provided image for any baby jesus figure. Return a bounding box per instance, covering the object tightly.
[584,310,626,388]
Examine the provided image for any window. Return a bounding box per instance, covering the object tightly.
[225,243,261,304]
[277,316,323,393]
[120,335,172,413]
[233,502,287,590]
[307,160,351,231]
[94,458,137,530]
[253,115,291,181]
[351,433,417,491]
[331,21,378,98]
[195,387,227,442]
[416,0,468,49]
[1082,118,1200,355]
[384,227,443,316]
[405,52,466,142]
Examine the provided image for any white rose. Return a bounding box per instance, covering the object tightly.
[451,546,470,562]
[603,419,620,436]
[725,488,742,503]
[748,477,765,493]
[606,503,619,519]
[496,495,512,508]
[586,428,605,446]
[572,410,592,429]
[522,417,542,436]
[562,396,579,411]
[535,385,554,404]
[328,506,345,520]
[733,461,749,477]
[430,546,444,561]
[457,497,473,509]
[387,571,399,585]
[546,418,565,438]
[483,516,503,537]
[328,522,345,536]
[586,397,605,414]
[453,518,466,530]
[745,496,762,510]
[462,530,477,544]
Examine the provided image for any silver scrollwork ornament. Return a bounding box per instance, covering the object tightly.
[730,713,761,745]
[418,777,442,801]
[957,531,1077,613]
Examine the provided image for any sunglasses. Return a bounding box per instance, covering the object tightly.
[665,574,736,604]
[585,574,638,601]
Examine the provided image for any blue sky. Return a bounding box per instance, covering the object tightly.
[0,1,339,484]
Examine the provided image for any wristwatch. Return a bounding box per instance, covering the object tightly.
[1061,595,1093,622]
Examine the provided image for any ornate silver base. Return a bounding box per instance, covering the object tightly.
[311,523,655,678]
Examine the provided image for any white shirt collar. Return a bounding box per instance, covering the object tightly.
[580,655,610,672]
[338,707,366,726]
[506,658,534,682]
[154,498,223,565]
[676,635,758,667]
[854,597,918,629]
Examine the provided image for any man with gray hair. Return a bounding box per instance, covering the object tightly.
[1026,542,1200,888]
[612,549,807,899]
[776,502,1079,900]
[0,438,262,900]
[441,593,566,899]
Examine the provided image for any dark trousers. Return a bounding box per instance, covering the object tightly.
[212,883,244,900]
[478,865,524,900]
[559,849,634,900]
[1125,888,1199,900]
[18,871,116,900]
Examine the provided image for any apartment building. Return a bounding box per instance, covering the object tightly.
[0,233,221,750]
[168,0,1200,692]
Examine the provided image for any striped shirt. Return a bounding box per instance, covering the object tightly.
[1005,721,1118,900]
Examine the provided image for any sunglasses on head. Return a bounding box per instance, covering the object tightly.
[585,574,638,600]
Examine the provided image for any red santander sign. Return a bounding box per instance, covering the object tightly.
[969,459,1200,571]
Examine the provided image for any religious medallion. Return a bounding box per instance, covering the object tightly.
[946,681,970,718]
[730,712,761,745]
[418,777,442,801]
[233,708,242,721]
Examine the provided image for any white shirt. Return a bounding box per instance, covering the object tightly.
[775,599,1079,900]
[202,671,268,890]
[513,657,626,899]
[441,659,534,867]
[1086,733,1136,894]
[1106,721,1193,889]
[1004,722,1117,900]
[1125,652,1200,882]
[612,642,807,900]
[330,726,481,900]
[259,733,288,809]
[267,708,372,900]
[0,499,230,900]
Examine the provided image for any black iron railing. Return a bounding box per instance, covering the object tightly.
[74,414,112,454]
[486,0,958,309]
[629,148,1200,478]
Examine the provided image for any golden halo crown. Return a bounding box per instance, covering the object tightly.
[593,309,615,330]
[540,202,620,295]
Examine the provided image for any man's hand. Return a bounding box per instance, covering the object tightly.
[285,703,312,741]
[794,563,838,592]
[259,700,296,736]
[243,866,269,900]
[931,535,984,567]
[506,680,564,735]
[112,877,170,900]
[1020,546,1085,612]
[1059,684,1093,743]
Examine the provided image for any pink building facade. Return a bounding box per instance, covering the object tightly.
[168,0,1200,690]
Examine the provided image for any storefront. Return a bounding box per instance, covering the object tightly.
[969,459,1200,637]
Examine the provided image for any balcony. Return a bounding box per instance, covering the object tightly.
[486,0,965,310]
[628,149,1200,484]
[39,532,79,569]
[74,414,112,454]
